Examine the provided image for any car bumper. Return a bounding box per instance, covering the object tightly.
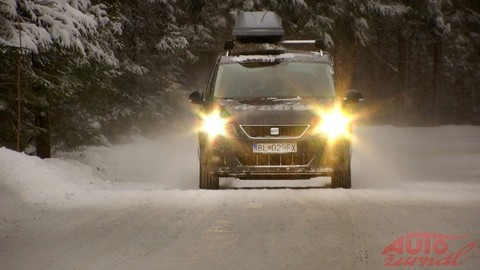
[216,166,333,179]
[201,134,350,180]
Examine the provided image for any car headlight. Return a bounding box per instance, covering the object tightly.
[200,113,228,137]
[314,107,351,139]
[199,111,237,138]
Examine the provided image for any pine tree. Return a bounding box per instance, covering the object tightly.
[0,0,120,153]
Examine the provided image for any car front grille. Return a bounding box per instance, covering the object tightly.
[237,153,316,166]
[240,125,309,138]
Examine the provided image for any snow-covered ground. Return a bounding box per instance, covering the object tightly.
[1,126,479,269]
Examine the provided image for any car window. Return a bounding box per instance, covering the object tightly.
[214,62,335,99]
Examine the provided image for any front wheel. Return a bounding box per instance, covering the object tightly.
[331,142,352,189]
[331,166,351,189]
[199,148,219,190]
[199,163,219,189]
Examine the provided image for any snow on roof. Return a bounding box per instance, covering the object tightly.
[229,53,296,63]
[222,52,330,64]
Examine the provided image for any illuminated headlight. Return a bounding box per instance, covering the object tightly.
[200,113,227,137]
[314,108,351,139]
[200,112,237,137]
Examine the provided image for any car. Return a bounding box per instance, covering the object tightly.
[189,11,364,189]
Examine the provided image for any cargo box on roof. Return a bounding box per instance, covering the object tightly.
[233,11,284,43]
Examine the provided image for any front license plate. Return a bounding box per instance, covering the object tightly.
[253,143,297,153]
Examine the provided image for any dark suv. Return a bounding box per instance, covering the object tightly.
[189,11,363,189]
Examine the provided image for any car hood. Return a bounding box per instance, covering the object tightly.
[217,97,334,125]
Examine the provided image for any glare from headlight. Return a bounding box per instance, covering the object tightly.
[200,112,228,137]
[315,107,351,139]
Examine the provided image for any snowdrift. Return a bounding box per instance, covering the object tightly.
[1,125,478,208]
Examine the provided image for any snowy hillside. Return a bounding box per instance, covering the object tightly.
[1,126,479,269]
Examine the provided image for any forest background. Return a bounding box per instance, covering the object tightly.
[1,0,479,155]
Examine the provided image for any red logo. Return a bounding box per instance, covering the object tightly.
[383,232,478,267]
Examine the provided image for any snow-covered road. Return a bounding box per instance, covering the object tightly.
[1,126,479,269]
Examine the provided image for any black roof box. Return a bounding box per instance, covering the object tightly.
[233,11,284,43]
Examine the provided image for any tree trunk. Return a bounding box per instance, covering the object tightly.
[34,105,51,158]
[454,77,465,125]
[32,53,51,158]
[396,28,408,125]
[432,35,443,124]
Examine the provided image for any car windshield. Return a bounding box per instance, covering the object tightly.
[214,61,335,99]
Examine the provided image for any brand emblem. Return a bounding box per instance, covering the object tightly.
[271,127,279,136]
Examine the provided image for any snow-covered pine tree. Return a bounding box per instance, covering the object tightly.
[0,0,120,153]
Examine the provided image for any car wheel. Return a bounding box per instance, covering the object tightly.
[331,166,351,189]
[199,149,219,190]
[331,144,352,189]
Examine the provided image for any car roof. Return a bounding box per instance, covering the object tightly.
[220,50,331,64]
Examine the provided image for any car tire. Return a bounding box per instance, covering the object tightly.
[199,148,219,190]
[199,163,219,190]
[331,166,351,189]
[331,143,352,189]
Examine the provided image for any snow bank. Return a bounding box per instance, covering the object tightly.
[0,148,97,221]
[1,125,479,215]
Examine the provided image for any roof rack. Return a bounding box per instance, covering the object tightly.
[224,39,327,56]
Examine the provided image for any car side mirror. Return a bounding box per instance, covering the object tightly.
[343,90,364,104]
[189,91,204,105]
